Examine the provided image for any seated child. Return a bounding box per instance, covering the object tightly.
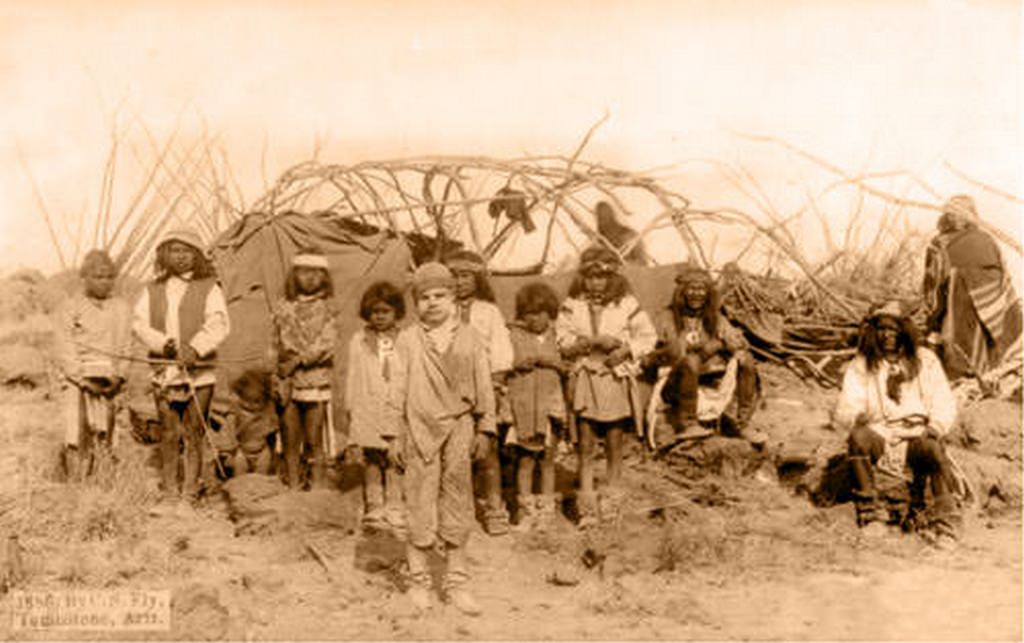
[224,369,276,476]
[506,282,568,530]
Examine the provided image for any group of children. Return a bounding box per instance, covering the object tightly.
[58,226,744,615]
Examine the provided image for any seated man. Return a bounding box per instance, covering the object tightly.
[647,263,765,447]
[834,300,959,546]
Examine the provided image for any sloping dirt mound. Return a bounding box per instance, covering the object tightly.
[662,436,770,480]
[222,475,360,536]
[173,583,232,641]
[949,397,1022,515]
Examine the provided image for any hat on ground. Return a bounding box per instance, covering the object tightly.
[158,227,205,253]
[412,262,455,295]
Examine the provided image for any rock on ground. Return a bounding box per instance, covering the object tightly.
[222,475,360,536]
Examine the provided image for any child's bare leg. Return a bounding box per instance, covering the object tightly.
[605,424,625,487]
[77,392,96,480]
[156,395,182,496]
[383,464,406,527]
[363,449,386,521]
[254,447,272,474]
[515,450,535,498]
[515,449,537,525]
[282,402,303,489]
[539,447,556,498]
[304,402,327,489]
[577,420,596,495]
[181,386,212,499]
[233,452,250,476]
[480,434,508,534]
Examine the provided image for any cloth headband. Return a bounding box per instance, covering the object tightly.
[581,259,619,275]
[293,254,329,269]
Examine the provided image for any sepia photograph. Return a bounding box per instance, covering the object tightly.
[0,1,1021,640]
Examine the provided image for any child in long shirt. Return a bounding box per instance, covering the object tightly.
[555,246,657,527]
[506,282,568,530]
[55,250,132,481]
[443,249,514,535]
[133,229,230,501]
[272,248,338,490]
[224,369,276,476]
[391,262,495,616]
[345,281,406,533]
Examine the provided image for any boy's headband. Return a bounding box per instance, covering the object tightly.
[293,254,329,269]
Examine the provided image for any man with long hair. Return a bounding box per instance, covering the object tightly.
[650,263,764,446]
[834,300,959,546]
[133,228,230,501]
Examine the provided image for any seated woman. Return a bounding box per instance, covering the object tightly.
[834,300,959,546]
[647,263,765,447]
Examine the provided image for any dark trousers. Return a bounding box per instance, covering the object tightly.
[661,350,758,426]
[156,385,213,498]
[847,424,956,517]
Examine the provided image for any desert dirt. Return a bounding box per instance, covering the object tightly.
[0,276,1020,641]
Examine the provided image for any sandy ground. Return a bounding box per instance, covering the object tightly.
[0,352,1019,642]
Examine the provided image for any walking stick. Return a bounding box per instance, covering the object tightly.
[181,366,227,479]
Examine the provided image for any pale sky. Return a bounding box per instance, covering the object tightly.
[1,0,1021,276]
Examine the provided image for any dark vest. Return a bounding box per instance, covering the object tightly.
[148,278,217,359]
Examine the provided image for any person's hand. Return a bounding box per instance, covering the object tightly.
[892,426,926,442]
[471,433,493,462]
[901,414,929,427]
[515,356,538,372]
[343,444,363,465]
[535,355,561,371]
[162,338,178,359]
[604,345,632,368]
[103,376,125,397]
[592,335,622,353]
[274,377,293,406]
[387,443,405,472]
[393,430,408,472]
[699,338,724,360]
[81,379,106,395]
[926,332,942,347]
[277,356,300,379]
[561,338,588,360]
[180,344,199,369]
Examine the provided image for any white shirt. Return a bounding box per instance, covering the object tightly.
[132,274,230,388]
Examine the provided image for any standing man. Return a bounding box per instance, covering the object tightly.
[923,194,1022,383]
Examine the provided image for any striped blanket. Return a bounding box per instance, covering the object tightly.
[926,226,1023,380]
